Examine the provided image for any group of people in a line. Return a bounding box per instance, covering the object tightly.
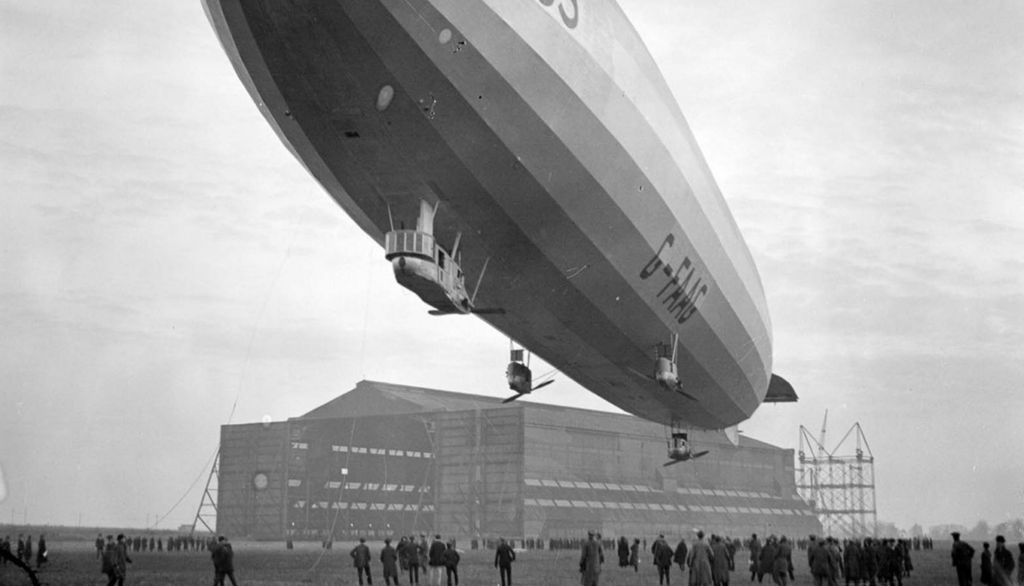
[96,532,237,586]
[952,531,1024,586]
[350,533,464,586]
[93,532,210,556]
[0,533,48,568]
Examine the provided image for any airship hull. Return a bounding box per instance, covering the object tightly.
[203,0,775,429]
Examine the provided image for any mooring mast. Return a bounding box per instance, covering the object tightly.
[797,419,877,538]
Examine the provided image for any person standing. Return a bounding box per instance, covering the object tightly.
[108,534,133,586]
[995,536,1016,584]
[0,535,10,566]
[808,537,834,586]
[861,538,880,586]
[495,537,516,586]
[711,535,731,586]
[951,531,975,586]
[1016,543,1024,586]
[687,530,714,586]
[428,534,447,586]
[843,539,861,586]
[980,543,993,586]
[24,535,33,564]
[759,536,777,584]
[749,534,762,582]
[773,536,793,586]
[381,538,400,586]
[405,535,422,585]
[618,536,630,568]
[653,533,673,585]
[673,538,688,574]
[630,538,640,572]
[351,537,373,586]
[95,533,105,560]
[580,530,603,586]
[35,534,47,569]
[418,534,429,576]
[211,536,239,586]
[443,541,460,586]
[884,539,904,586]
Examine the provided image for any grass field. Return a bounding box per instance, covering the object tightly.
[0,539,982,585]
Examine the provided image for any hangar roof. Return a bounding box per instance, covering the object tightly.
[295,380,780,451]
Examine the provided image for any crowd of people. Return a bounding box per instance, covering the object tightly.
[5,528,1024,585]
[349,533,466,586]
[0,533,48,568]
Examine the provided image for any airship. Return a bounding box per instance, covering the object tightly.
[201,0,796,435]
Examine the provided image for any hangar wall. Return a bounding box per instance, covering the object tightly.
[217,380,821,541]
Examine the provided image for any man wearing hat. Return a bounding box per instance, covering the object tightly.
[495,537,516,586]
[994,536,1015,582]
[951,532,975,586]
[351,537,373,586]
[580,530,603,586]
[429,534,447,586]
[211,536,238,586]
[652,533,672,585]
[380,538,399,586]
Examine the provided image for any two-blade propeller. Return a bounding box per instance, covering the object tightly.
[662,450,709,467]
[627,334,699,401]
[501,379,554,404]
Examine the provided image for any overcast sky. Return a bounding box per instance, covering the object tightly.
[1,0,1022,532]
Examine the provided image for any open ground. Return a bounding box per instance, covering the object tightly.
[0,539,976,586]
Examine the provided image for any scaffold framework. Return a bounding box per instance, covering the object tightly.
[191,451,219,535]
[797,418,877,538]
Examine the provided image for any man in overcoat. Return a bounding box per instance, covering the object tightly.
[380,537,400,586]
[351,537,373,586]
[951,531,975,586]
[687,530,714,586]
[580,531,604,586]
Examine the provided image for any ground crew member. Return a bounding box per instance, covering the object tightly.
[380,537,400,586]
[951,531,975,586]
[443,540,460,586]
[429,534,446,586]
[495,537,516,586]
[580,530,604,586]
[351,537,373,585]
[211,535,239,586]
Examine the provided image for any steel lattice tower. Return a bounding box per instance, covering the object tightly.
[797,420,877,538]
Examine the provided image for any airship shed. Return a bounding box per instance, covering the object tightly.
[217,380,820,542]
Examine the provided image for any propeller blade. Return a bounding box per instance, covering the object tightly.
[502,393,526,404]
[662,460,681,467]
[531,380,555,392]
[692,451,710,459]
[470,308,506,315]
[673,384,699,402]
[428,309,459,316]
[626,367,656,382]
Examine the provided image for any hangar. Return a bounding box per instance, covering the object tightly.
[217,380,821,541]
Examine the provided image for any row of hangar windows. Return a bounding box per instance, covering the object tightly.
[524,478,789,499]
[290,442,434,459]
[290,500,435,512]
[288,480,430,492]
[522,498,814,516]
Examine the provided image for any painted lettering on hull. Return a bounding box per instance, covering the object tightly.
[537,0,579,29]
[639,234,709,324]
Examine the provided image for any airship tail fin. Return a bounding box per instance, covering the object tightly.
[724,425,740,446]
[764,374,798,403]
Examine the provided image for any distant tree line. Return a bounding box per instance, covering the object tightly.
[918,519,1024,542]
